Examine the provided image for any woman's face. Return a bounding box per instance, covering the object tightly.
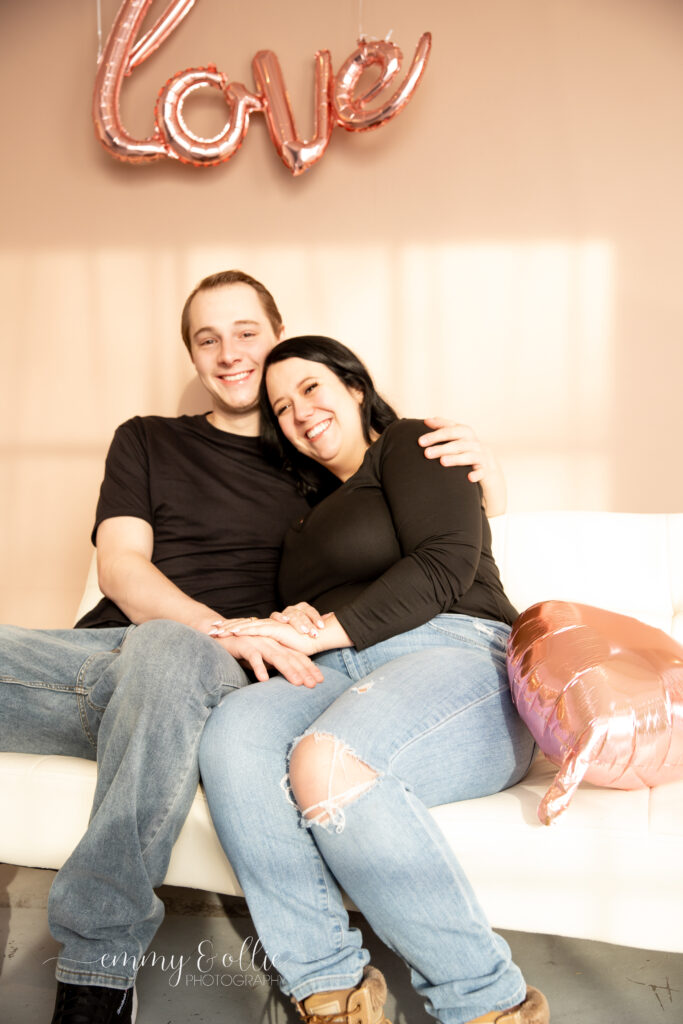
[266,356,368,480]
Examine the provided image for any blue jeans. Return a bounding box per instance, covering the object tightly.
[199,614,535,1024]
[0,620,248,989]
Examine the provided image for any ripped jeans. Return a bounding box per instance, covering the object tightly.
[199,614,535,1024]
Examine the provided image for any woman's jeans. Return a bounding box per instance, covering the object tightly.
[0,620,248,989]
[199,614,535,1024]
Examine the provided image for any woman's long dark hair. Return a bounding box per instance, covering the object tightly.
[259,336,399,498]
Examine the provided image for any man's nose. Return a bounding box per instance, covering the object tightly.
[216,339,241,364]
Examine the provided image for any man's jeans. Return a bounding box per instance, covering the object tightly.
[200,614,536,1024]
[0,620,248,989]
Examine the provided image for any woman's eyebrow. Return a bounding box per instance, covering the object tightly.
[272,376,315,406]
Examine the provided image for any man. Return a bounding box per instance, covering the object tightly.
[0,270,505,1024]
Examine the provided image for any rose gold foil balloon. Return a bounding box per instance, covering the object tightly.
[507,601,683,825]
[156,68,262,166]
[93,0,193,162]
[333,33,432,131]
[128,0,197,70]
[93,0,432,171]
[252,50,334,175]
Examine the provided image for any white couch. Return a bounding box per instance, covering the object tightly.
[2,512,682,953]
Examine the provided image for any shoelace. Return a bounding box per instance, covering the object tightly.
[297,1013,356,1024]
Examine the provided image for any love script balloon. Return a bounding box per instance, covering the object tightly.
[507,601,683,825]
[93,0,432,173]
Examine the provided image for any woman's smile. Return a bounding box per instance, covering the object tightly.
[266,356,369,480]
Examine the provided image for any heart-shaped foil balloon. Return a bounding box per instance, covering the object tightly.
[507,601,683,824]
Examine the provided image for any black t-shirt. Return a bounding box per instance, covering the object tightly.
[76,415,309,628]
[278,419,517,650]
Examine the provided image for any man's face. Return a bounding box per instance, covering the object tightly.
[188,283,283,431]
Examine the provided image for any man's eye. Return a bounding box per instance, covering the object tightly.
[200,338,216,346]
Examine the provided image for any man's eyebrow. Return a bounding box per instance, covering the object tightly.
[192,319,260,339]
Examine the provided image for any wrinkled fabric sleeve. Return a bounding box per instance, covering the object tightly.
[90,418,153,543]
[335,420,483,649]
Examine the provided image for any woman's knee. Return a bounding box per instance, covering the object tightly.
[289,732,378,826]
[200,689,256,773]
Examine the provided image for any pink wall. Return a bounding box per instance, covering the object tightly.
[2,0,682,626]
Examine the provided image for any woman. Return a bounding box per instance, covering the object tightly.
[199,337,548,1024]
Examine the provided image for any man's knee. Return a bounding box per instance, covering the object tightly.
[129,619,205,655]
[121,620,246,701]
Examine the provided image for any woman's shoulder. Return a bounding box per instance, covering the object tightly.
[377,417,424,445]
[360,419,429,481]
[372,417,426,457]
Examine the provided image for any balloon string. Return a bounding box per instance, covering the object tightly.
[357,1,394,44]
[96,0,103,62]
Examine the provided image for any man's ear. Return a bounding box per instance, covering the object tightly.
[277,324,286,342]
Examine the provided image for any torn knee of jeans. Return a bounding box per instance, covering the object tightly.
[285,731,379,833]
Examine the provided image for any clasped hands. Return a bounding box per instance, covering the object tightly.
[205,417,501,687]
[208,603,333,690]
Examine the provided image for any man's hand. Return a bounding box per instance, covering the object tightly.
[215,633,324,688]
[418,417,507,517]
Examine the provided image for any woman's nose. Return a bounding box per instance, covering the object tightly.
[292,396,313,421]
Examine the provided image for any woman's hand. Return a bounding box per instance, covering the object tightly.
[270,602,325,637]
[220,618,321,654]
[227,612,353,654]
[211,602,325,639]
[208,615,264,637]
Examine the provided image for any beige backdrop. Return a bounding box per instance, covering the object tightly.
[1,0,682,627]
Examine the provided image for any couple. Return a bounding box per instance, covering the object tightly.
[0,270,546,1024]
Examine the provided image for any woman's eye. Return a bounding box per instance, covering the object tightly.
[304,382,318,395]
[275,404,290,417]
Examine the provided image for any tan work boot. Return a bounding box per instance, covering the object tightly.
[292,965,392,1024]
[467,986,550,1023]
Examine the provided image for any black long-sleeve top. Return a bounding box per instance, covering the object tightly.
[278,419,517,650]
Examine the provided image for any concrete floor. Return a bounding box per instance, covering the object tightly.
[1,864,681,1023]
